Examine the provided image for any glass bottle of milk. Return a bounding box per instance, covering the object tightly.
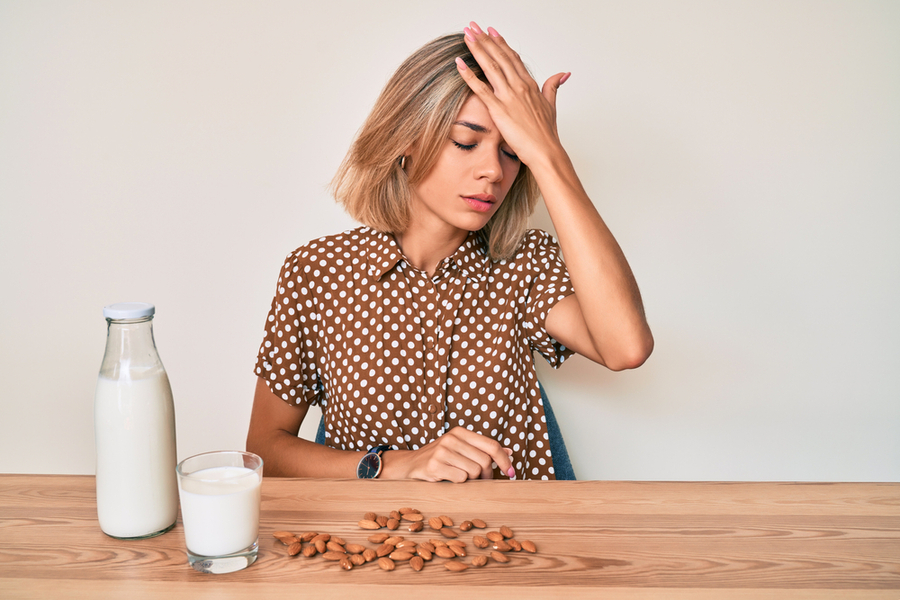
[94,302,178,539]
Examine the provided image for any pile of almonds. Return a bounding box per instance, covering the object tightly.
[273,507,537,573]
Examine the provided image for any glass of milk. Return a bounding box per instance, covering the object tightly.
[176,450,263,574]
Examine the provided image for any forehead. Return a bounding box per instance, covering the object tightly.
[453,95,496,132]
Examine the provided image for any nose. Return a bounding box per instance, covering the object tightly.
[475,147,503,183]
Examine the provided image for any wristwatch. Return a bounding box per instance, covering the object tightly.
[356,445,392,479]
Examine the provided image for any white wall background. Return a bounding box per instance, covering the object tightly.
[1,0,897,481]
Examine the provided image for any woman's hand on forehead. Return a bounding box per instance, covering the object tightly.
[456,21,571,169]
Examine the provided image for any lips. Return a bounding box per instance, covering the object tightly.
[462,193,497,213]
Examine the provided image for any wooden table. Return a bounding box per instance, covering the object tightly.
[0,475,898,599]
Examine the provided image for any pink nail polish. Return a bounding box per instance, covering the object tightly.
[487,27,500,38]
[455,57,468,71]
[469,22,483,35]
[464,27,475,42]
[560,72,572,85]
[507,466,515,478]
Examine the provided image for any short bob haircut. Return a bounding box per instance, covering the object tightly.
[331,33,540,261]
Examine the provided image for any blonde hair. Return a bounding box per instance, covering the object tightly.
[331,33,539,260]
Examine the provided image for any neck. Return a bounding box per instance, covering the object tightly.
[394,226,469,277]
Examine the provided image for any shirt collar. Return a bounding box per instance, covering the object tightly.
[362,227,490,282]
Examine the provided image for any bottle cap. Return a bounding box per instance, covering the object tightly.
[103,302,156,320]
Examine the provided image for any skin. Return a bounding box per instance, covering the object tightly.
[246,22,653,482]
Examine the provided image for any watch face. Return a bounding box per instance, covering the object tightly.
[357,452,382,479]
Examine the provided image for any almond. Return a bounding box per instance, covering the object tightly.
[399,507,420,515]
[434,546,456,559]
[386,518,400,530]
[472,555,489,567]
[407,521,423,532]
[439,515,454,527]
[287,541,302,556]
[311,533,331,543]
[473,535,490,549]
[331,536,346,546]
[395,539,417,549]
[362,548,377,562]
[492,540,511,552]
[345,543,366,554]
[471,518,487,528]
[358,519,381,530]
[323,551,346,561]
[376,515,389,527]
[460,520,473,531]
[447,539,466,548]
[389,551,414,561]
[444,560,467,572]
[419,542,436,552]
[429,538,448,547]
[402,512,425,522]
[487,531,504,542]
[439,528,458,539]
[273,531,296,543]
[500,525,514,539]
[384,536,404,546]
[300,531,318,542]
[390,510,402,521]
[350,554,366,566]
[368,532,390,544]
[417,548,433,561]
[314,539,327,554]
[490,550,510,563]
[302,544,317,557]
[410,556,425,571]
[326,541,346,553]
[378,557,395,571]
[428,517,444,530]
[278,535,299,546]
[508,539,522,552]
[521,540,537,553]
[364,512,377,521]
[376,543,395,557]
[451,545,466,557]
[339,556,353,571]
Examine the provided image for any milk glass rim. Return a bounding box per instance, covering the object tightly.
[176,450,263,483]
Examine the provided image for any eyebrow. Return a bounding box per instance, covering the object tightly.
[452,120,491,134]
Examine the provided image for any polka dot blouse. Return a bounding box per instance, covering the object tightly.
[255,226,575,480]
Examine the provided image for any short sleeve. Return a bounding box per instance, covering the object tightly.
[254,252,325,406]
[522,230,576,368]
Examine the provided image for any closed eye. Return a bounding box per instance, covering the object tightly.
[452,140,476,151]
[452,140,520,162]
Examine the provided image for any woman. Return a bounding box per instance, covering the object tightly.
[247,23,653,481]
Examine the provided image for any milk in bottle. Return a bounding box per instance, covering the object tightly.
[94,302,178,538]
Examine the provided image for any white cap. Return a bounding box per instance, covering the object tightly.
[103,302,156,320]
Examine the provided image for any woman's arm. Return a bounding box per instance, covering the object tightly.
[246,377,359,477]
[246,377,515,480]
[458,23,653,370]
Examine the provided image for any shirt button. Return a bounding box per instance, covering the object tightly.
[427,404,438,414]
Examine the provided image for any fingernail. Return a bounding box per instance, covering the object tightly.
[560,72,572,85]
[464,27,475,42]
[455,57,468,71]
[469,21,483,35]
[507,466,516,478]
[487,27,500,38]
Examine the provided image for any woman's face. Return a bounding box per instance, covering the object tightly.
[409,95,521,238]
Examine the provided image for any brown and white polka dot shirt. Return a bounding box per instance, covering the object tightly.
[255,226,575,479]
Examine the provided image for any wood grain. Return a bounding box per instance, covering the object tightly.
[0,475,898,599]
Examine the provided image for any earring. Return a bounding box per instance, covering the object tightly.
[400,155,407,170]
